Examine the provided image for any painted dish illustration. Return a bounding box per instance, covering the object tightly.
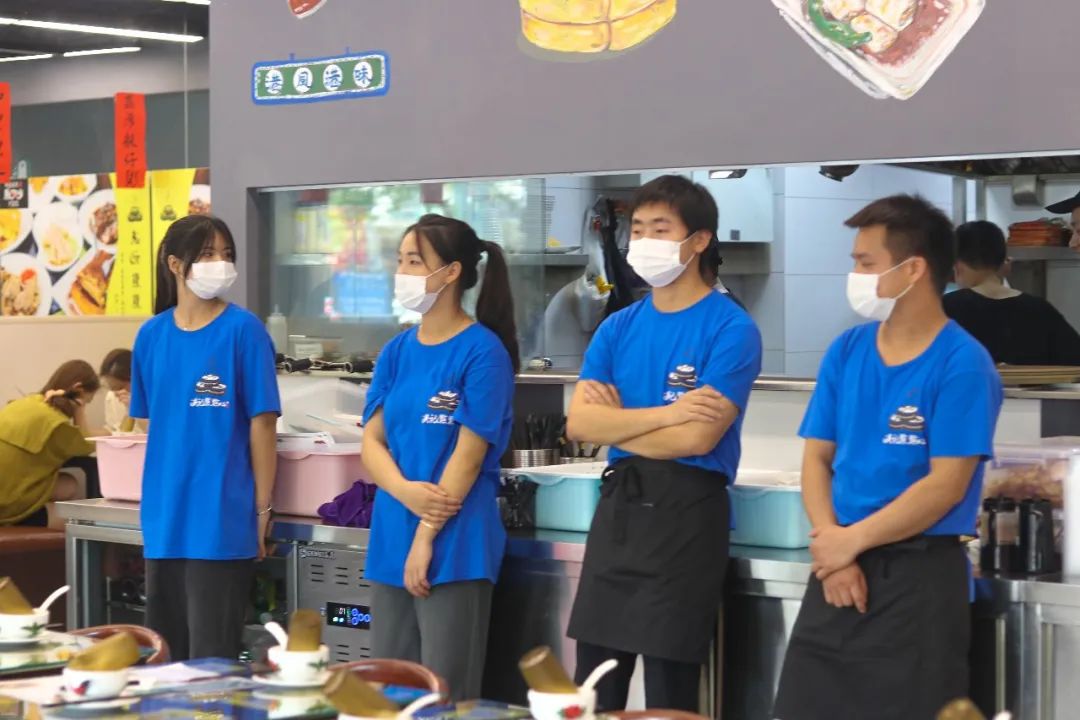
[0,253,53,317]
[289,0,327,18]
[520,0,677,54]
[33,202,84,273]
[79,189,119,252]
[55,250,112,316]
[189,184,212,216]
[0,209,32,255]
[28,176,57,211]
[772,0,985,99]
[54,174,97,204]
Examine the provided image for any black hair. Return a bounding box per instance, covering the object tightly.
[628,175,722,285]
[956,220,1007,271]
[154,214,237,315]
[40,360,101,418]
[404,214,520,371]
[100,348,132,383]
[845,194,956,293]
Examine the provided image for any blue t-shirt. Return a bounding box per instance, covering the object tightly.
[580,292,762,479]
[129,304,281,560]
[800,321,1003,535]
[362,324,514,588]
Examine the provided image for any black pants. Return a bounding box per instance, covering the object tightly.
[16,507,49,527]
[575,641,701,712]
[145,558,255,662]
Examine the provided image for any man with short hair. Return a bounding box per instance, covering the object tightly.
[945,220,1080,365]
[773,195,1003,720]
[567,175,762,712]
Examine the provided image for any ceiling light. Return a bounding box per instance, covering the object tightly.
[162,0,211,5]
[709,169,748,180]
[0,53,54,62]
[0,17,202,43]
[64,47,142,57]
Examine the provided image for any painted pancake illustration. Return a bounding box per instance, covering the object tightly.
[666,364,697,390]
[772,0,984,99]
[427,390,460,412]
[195,374,228,396]
[520,0,677,55]
[888,405,925,431]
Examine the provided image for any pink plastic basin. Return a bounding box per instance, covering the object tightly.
[92,435,148,502]
[274,446,368,517]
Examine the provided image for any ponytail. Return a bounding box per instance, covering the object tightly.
[155,240,178,315]
[476,241,520,372]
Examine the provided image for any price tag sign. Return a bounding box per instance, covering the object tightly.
[1,179,28,209]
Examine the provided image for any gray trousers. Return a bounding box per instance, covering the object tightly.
[371,580,494,701]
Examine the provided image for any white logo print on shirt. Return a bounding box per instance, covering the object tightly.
[883,405,926,446]
[190,373,231,408]
[422,390,459,425]
[663,364,697,403]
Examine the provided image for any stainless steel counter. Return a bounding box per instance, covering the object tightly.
[56,499,1080,718]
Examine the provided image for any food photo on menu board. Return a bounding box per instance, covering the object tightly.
[0,168,211,317]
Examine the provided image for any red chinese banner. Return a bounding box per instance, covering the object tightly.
[114,92,146,189]
[0,82,11,184]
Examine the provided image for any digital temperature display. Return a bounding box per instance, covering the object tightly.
[326,602,371,630]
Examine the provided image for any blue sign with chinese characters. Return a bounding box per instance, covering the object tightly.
[252,51,389,105]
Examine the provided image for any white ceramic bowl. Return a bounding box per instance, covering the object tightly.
[0,609,49,642]
[267,644,330,684]
[528,688,596,720]
[62,667,130,701]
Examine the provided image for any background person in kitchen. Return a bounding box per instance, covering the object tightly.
[361,214,517,700]
[565,175,762,712]
[772,196,1003,720]
[129,214,280,662]
[1046,188,1080,250]
[945,220,1080,365]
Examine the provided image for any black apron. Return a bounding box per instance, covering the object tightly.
[773,536,971,720]
[567,457,730,664]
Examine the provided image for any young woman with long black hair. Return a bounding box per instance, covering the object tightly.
[129,214,280,661]
[362,214,518,700]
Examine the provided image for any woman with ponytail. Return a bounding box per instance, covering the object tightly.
[361,214,518,699]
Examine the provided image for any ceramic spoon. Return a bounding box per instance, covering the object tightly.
[37,585,69,613]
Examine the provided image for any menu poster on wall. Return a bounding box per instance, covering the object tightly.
[0,169,210,318]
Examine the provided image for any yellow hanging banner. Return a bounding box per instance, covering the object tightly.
[109,174,154,316]
[149,168,197,266]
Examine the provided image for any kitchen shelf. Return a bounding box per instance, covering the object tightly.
[507,253,589,267]
[1007,246,1079,262]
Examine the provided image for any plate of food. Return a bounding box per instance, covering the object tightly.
[78,189,119,253]
[771,0,985,100]
[0,209,32,255]
[28,176,58,211]
[54,174,97,204]
[189,184,212,216]
[33,202,85,273]
[53,250,112,316]
[0,253,53,316]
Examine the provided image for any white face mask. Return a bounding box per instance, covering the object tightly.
[846,259,914,322]
[394,266,448,315]
[627,236,694,288]
[186,261,237,300]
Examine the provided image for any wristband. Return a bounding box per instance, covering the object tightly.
[420,520,438,530]
[257,504,274,517]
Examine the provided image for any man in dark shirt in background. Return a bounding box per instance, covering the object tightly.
[944,220,1080,365]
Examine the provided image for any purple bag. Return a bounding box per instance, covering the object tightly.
[317,480,377,528]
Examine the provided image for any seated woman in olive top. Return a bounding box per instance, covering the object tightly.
[945,221,1080,366]
[0,360,99,527]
